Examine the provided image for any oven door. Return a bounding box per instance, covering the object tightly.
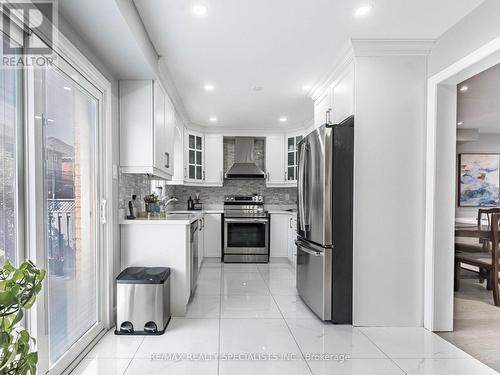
[224,218,269,254]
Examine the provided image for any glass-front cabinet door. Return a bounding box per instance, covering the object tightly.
[186,131,204,181]
[286,134,303,183]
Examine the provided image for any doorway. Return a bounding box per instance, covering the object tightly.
[425,34,500,371]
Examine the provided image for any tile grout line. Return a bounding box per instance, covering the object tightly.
[357,329,409,375]
[257,264,315,375]
[122,336,146,374]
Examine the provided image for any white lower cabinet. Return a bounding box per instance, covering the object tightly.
[198,217,205,271]
[203,213,222,258]
[270,213,290,258]
[287,215,297,267]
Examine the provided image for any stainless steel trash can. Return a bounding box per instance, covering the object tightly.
[115,267,171,335]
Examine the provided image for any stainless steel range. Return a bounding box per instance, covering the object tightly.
[223,195,269,263]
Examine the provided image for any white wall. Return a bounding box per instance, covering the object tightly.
[456,133,500,218]
[429,0,500,77]
[353,54,427,326]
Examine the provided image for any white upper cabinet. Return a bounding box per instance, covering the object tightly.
[313,89,332,128]
[332,64,355,124]
[120,80,174,180]
[204,134,224,186]
[313,62,355,128]
[169,123,185,185]
[164,94,176,176]
[285,133,303,186]
[185,130,205,183]
[265,135,286,187]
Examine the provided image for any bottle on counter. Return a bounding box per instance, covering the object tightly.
[187,196,194,210]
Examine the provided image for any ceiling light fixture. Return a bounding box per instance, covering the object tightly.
[460,85,468,92]
[302,84,312,92]
[204,83,214,91]
[209,116,217,122]
[63,86,71,91]
[279,116,287,123]
[252,86,264,92]
[355,4,372,17]
[457,122,464,125]
[192,4,207,16]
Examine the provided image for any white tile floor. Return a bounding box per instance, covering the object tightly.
[71,260,499,375]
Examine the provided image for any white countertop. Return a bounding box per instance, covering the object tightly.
[119,205,296,224]
[119,211,203,225]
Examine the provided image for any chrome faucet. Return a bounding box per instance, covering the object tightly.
[162,197,178,211]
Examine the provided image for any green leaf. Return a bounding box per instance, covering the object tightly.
[0,291,18,308]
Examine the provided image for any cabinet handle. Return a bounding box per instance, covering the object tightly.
[285,171,287,181]
[164,152,170,169]
[289,217,292,229]
[203,170,205,180]
[267,172,270,181]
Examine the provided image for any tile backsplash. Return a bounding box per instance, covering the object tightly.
[119,173,296,210]
[173,179,297,209]
[119,172,175,209]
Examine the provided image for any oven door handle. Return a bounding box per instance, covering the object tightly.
[224,218,268,223]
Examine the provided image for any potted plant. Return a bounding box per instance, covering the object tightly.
[144,193,161,213]
[0,260,46,374]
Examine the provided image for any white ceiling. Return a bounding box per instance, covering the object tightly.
[59,0,157,79]
[458,62,500,133]
[134,0,484,129]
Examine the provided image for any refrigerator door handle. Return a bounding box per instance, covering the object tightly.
[295,240,323,256]
[297,142,306,232]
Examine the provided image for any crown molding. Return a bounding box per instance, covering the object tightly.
[351,39,436,57]
[309,43,355,101]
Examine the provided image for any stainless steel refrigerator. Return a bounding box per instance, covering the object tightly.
[296,115,353,323]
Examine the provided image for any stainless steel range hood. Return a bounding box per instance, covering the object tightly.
[225,137,266,179]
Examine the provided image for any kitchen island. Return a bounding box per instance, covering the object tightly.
[120,212,203,317]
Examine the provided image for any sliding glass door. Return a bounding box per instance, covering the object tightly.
[31,45,105,373]
[0,34,23,266]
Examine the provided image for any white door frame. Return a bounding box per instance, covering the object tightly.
[24,27,114,374]
[424,36,500,331]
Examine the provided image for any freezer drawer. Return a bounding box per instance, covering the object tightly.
[296,239,332,320]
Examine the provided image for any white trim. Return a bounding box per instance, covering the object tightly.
[351,39,435,57]
[424,35,500,331]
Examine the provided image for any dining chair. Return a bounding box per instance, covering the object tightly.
[478,208,500,249]
[455,212,500,306]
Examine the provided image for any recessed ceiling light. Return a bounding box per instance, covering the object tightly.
[355,4,372,17]
[279,116,287,123]
[457,121,464,125]
[192,4,207,16]
[209,116,217,122]
[460,85,468,92]
[63,86,71,91]
[204,84,214,91]
[252,86,264,92]
[302,84,312,92]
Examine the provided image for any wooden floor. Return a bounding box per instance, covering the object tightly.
[439,271,500,373]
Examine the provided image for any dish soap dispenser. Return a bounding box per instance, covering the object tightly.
[187,196,194,211]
